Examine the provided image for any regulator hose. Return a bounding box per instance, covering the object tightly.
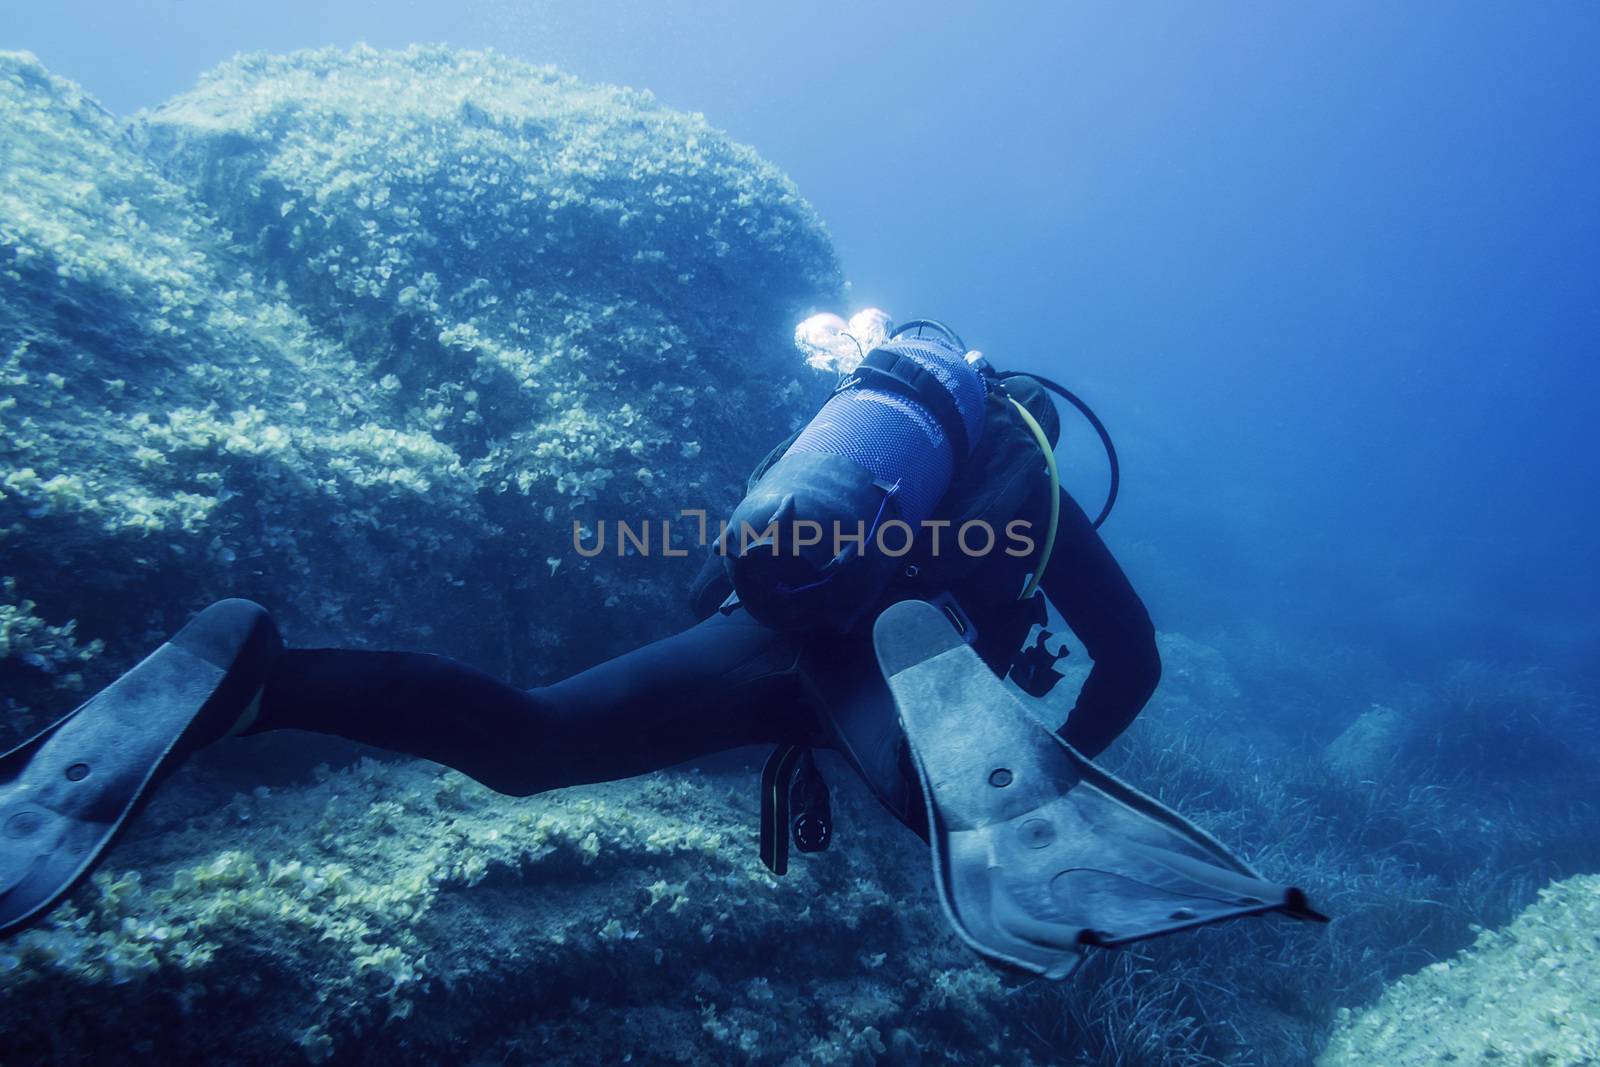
[997,370,1121,531]
[1004,395,1060,600]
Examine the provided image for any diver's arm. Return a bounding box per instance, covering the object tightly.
[1038,489,1161,757]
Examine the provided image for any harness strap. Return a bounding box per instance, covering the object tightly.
[759,744,805,875]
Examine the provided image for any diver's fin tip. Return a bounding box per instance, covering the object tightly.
[0,599,281,937]
[1283,888,1331,923]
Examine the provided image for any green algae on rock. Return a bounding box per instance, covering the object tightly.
[0,47,839,743]
[0,757,1017,1065]
[1318,874,1600,1067]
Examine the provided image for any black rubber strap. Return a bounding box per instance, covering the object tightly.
[759,744,804,875]
[841,349,972,463]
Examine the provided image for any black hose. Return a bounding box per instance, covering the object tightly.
[998,371,1121,529]
[889,319,967,352]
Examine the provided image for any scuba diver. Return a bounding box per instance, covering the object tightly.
[0,312,1322,978]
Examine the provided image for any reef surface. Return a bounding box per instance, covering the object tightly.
[1,45,836,747]
[1319,874,1600,1066]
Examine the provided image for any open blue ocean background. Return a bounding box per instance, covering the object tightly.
[4,4,1598,1064]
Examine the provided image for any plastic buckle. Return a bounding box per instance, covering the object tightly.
[1011,628,1068,698]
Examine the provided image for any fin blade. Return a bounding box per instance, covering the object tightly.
[874,599,1319,979]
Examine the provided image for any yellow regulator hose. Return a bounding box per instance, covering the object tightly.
[1007,396,1060,600]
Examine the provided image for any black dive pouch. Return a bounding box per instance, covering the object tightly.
[723,450,905,633]
[721,327,989,635]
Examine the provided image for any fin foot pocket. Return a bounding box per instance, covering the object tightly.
[872,599,1321,980]
[0,599,282,937]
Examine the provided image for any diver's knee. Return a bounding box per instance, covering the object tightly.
[467,688,583,798]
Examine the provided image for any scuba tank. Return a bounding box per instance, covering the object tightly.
[723,323,989,633]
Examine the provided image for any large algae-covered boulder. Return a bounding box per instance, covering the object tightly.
[1318,874,1600,1066]
[0,47,838,741]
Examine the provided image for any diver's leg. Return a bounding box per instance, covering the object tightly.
[253,609,818,796]
[0,603,809,935]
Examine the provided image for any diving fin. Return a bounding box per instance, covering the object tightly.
[0,599,282,937]
[873,599,1324,980]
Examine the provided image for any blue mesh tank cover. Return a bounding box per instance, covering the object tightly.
[784,335,988,526]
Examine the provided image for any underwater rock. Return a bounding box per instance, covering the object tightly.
[1318,873,1600,1066]
[0,47,838,741]
[0,757,1020,1065]
[2,613,1581,1064]
[1322,703,1403,781]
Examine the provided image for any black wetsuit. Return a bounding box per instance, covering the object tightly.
[256,491,1156,797]
[253,379,1160,827]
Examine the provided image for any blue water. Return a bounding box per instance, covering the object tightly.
[15,1,1598,682]
[5,8,1599,1064]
